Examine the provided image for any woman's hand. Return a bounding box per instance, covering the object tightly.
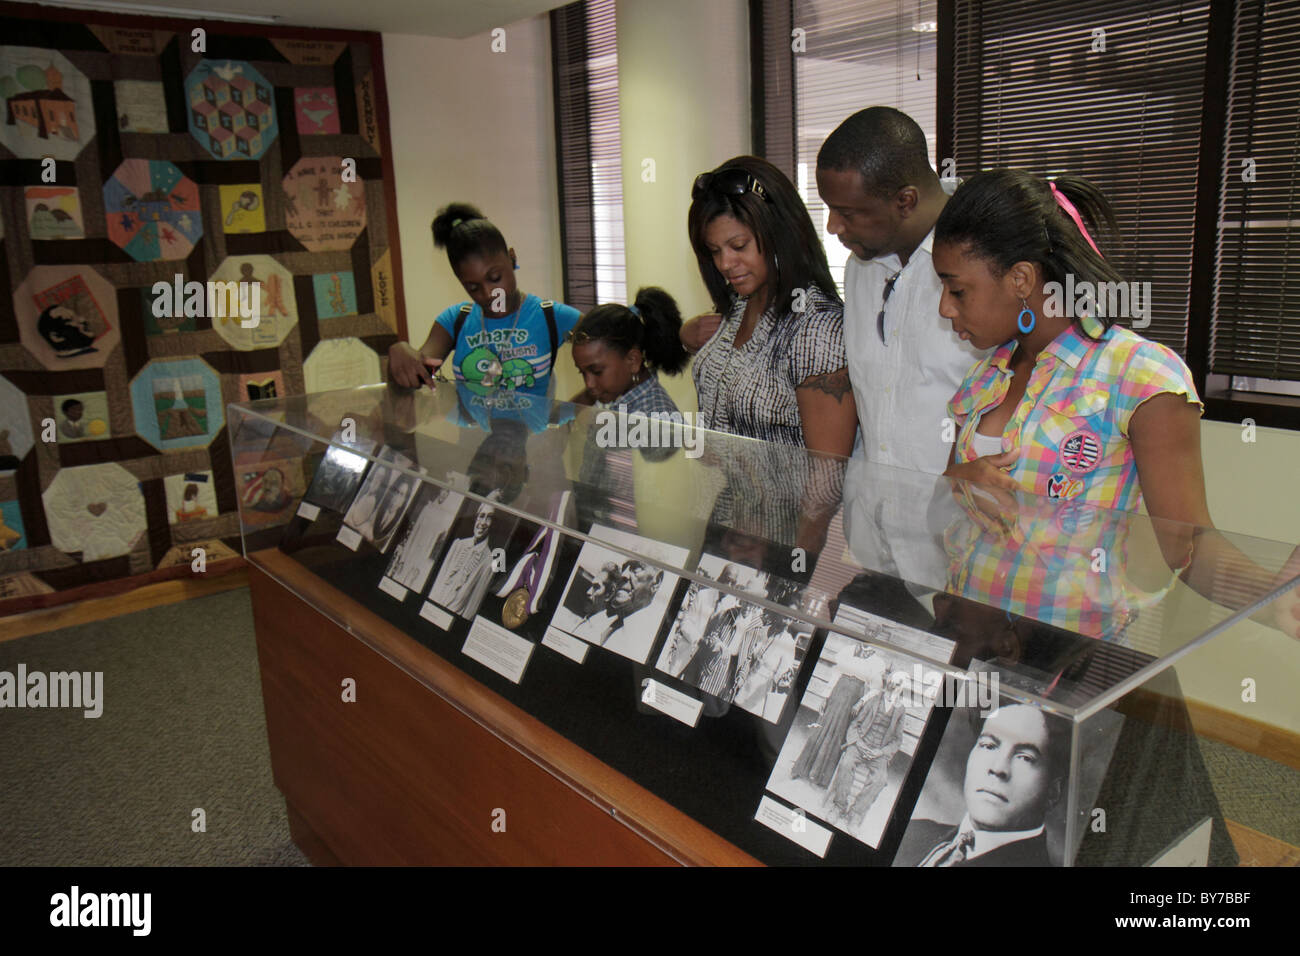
[680,312,723,353]
[945,450,1021,531]
[945,450,1020,493]
[387,342,442,389]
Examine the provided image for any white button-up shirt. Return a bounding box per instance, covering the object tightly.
[842,208,990,598]
[843,225,989,476]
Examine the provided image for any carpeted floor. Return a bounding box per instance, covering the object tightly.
[0,587,308,866]
[2,586,1296,866]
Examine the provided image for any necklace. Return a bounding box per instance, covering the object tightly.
[478,292,528,388]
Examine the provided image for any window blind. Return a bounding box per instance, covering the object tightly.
[551,0,626,311]
[1211,0,1300,382]
[950,1,1210,354]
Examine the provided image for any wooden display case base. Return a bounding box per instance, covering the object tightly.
[248,549,757,866]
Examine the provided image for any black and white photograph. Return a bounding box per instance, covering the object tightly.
[548,524,689,664]
[340,447,422,554]
[655,554,810,722]
[382,475,468,595]
[892,680,1125,867]
[426,489,515,620]
[891,688,1069,867]
[305,434,376,514]
[765,610,956,850]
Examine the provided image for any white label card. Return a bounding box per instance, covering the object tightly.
[639,678,703,727]
[755,796,833,858]
[463,617,535,684]
[336,525,363,550]
[543,626,590,663]
[1147,817,1212,867]
[378,576,408,601]
[296,501,321,520]
[419,601,453,631]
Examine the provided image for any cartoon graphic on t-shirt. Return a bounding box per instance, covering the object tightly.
[437,296,581,397]
[460,346,503,395]
[499,357,535,390]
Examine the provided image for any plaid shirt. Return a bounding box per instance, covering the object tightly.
[948,313,1201,513]
[943,314,1200,638]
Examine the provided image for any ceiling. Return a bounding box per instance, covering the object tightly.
[36,0,570,37]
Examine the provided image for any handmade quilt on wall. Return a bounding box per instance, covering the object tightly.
[0,3,407,612]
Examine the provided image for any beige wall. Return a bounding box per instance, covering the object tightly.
[617,0,750,414]
[383,19,564,351]
[1171,420,1300,732]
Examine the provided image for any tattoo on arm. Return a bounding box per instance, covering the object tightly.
[797,368,853,402]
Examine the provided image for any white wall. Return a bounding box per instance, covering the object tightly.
[383,19,564,351]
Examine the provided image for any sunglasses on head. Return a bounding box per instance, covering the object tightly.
[692,167,771,203]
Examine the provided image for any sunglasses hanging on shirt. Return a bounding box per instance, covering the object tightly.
[877,270,902,345]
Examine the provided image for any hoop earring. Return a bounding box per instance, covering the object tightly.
[1017,298,1036,334]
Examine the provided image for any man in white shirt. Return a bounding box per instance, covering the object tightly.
[428,496,497,618]
[817,106,988,474]
[816,107,990,596]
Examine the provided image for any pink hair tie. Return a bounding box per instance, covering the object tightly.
[1050,181,1103,258]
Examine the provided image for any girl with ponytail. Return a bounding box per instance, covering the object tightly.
[388,202,581,394]
[933,167,1201,516]
[932,168,1298,640]
[569,286,688,416]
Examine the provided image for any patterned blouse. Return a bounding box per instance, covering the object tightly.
[943,313,1202,639]
[692,285,847,446]
[947,313,1201,513]
[691,286,848,545]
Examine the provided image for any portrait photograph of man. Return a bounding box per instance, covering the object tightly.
[427,490,505,620]
[893,697,1069,866]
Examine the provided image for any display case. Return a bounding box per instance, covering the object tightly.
[228,381,1300,866]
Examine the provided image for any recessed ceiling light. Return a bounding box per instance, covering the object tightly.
[36,0,282,23]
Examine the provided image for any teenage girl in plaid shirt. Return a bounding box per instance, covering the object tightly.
[932,168,1298,638]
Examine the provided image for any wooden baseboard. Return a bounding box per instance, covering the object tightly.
[0,566,249,642]
[1227,819,1300,867]
[1120,687,1300,772]
[1185,697,1300,772]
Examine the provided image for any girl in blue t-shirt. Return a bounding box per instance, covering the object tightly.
[388,203,579,395]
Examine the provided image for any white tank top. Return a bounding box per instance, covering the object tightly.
[969,430,1004,459]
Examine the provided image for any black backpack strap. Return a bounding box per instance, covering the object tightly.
[540,300,558,370]
[451,303,474,345]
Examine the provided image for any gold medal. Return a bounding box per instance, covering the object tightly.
[502,587,531,629]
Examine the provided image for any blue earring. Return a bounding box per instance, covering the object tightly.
[1017,298,1036,334]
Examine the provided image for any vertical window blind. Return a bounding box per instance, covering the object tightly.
[551,0,626,311]
[1212,0,1300,384]
[754,0,939,295]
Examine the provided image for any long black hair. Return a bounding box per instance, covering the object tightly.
[687,155,840,317]
[934,168,1127,336]
[431,202,508,268]
[570,286,688,376]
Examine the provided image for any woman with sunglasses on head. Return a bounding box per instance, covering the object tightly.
[687,156,857,456]
[933,168,1299,638]
[687,156,857,557]
[388,202,581,394]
